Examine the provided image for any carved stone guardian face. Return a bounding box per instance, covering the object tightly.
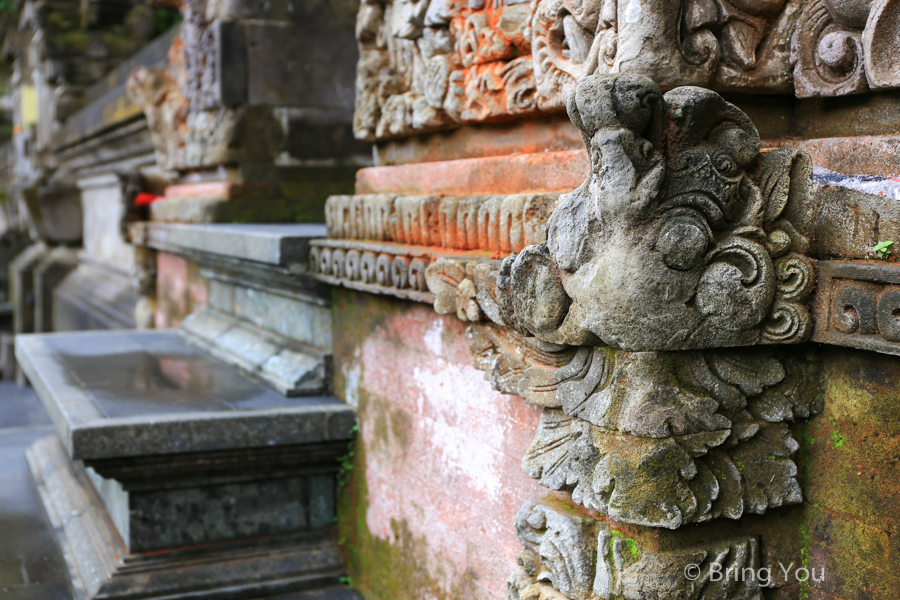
[497,73,815,351]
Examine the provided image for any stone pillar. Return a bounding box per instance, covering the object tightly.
[126,0,370,329]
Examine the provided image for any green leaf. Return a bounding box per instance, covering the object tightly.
[873,240,895,252]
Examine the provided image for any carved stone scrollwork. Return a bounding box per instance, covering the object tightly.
[432,74,817,351]
[469,323,823,528]
[354,0,843,142]
[791,0,869,96]
[791,0,900,96]
[508,500,764,600]
[309,240,440,302]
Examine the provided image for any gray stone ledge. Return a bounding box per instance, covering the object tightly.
[146,222,327,266]
[16,330,355,461]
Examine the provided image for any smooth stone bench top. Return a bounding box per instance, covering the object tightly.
[16,330,354,461]
[145,222,327,266]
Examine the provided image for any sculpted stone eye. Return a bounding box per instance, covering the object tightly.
[656,216,709,270]
[711,150,737,176]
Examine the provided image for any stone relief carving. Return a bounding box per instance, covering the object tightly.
[791,0,900,97]
[412,76,827,535]
[508,499,764,600]
[309,239,439,303]
[487,74,817,351]
[354,0,811,142]
[353,0,900,141]
[325,193,561,251]
[811,261,900,353]
[468,323,823,527]
[354,0,538,141]
[126,0,284,171]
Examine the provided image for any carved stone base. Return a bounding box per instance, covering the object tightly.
[27,434,346,600]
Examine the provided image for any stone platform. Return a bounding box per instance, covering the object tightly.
[15,330,358,600]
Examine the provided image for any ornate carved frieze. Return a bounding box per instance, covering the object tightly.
[508,499,765,600]
[324,193,561,251]
[811,260,900,353]
[354,0,810,142]
[353,0,900,141]
[791,0,900,97]
[309,238,443,302]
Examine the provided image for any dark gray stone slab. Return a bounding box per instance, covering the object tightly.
[146,223,327,266]
[27,434,345,600]
[15,330,355,461]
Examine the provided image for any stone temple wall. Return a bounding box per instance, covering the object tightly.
[316,0,900,596]
[332,291,548,598]
[120,0,900,597]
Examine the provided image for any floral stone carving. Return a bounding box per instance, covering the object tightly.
[489,73,816,352]
[352,0,900,141]
[353,0,823,142]
[468,323,823,528]
[416,76,826,533]
[508,499,764,600]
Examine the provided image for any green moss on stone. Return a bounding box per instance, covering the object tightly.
[336,399,477,600]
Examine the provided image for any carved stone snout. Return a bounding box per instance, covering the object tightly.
[496,73,816,352]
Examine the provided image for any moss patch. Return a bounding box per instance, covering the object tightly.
[336,411,478,600]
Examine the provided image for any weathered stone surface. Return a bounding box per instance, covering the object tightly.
[508,499,764,600]
[27,434,351,600]
[490,74,819,351]
[794,345,900,600]
[331,291,549,599]
[356,150,591,195]
[15,330,353,460]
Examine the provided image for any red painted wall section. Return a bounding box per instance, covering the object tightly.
[333,290,548,600]
[154,251,208,329]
